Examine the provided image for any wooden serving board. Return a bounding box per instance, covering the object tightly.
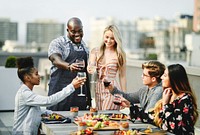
[70,131,98,135]
[109,117,128,121]
[41,113,66,121]
[74,121,119,131]
[89,126,119,131]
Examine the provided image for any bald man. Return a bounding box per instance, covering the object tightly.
[47,17,91,111]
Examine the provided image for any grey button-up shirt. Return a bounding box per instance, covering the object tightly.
[111,82,163,111]
[12,84,75,135]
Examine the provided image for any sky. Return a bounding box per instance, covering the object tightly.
[0,0,194,44]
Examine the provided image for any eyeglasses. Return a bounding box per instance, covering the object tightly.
[68,29,83,35]
[142,73,151,77]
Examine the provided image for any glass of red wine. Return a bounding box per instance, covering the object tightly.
[113,94,122,105]
[75,58,85,70]
[103,76,112,87]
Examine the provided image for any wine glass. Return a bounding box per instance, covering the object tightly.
[103,75,113,87]
[77,72,86,96]
[113,94,122,105]
[88,61,97,83]
[103,79,111,87]
[75,58,85,70]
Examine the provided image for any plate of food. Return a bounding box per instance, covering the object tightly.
[74,120,120,131]
[132,126,167,135]
[70,128,98,135]
[113,129,138,135]
[75,113,110,121]
[41,112,66,121]
[114,127,166,135]
[109,113,129,121]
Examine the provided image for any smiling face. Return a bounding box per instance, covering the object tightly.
[67,19,83,44]
[161,69,171,88]
[103,30,116,48]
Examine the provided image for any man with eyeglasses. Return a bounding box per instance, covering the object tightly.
[107,60,165,111]
[47,17,91,111]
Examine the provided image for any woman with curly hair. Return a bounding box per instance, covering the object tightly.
[13,57,86,135]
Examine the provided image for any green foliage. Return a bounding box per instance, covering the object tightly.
[146,53,157,60]
[5,56,17,68]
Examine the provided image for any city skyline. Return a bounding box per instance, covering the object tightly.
[0,0,194,44]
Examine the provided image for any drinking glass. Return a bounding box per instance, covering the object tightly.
[77,72,86,96]
[113,94,122,105]
[103,76,113,87]
[75,58,85,70]
[88,61,97,83]
[70,106,79,117]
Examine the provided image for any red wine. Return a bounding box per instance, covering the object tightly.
[113,94,122,105]
[113,101,122,105]
[104,81,111,87]
[77,64,84,70]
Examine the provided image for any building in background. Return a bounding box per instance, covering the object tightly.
[167,14,193,63]
[185,33,200,67]
[0,18,18,47]
[134,17,169,61]
[88,15,194,63]
[193,0,200,32]
[89,17,115,49]
[1,0,199,67]
[26,19,65,47]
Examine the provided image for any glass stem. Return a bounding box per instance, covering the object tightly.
[80,86,83,94]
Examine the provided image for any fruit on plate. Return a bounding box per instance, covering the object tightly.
[79,121,87,126]
[120,121,129,130]
[93,121,103,129]
[110,113,128,119]
[75,113,109,121]
[86,120,98,127]
[109,121,120,127]
[92,114,109,121]
[90,107,97,112]
[78,121,87,130]
[114,130,138,135]
[90,107,98,115]
[144,126,152,133]
[41,113,64,120]
[83,113,94,120]
[77,128,93,135]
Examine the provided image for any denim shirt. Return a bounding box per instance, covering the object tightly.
[111,82,163,111]
[12,84,75,135]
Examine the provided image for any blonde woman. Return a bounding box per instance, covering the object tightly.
[88,25,126,110]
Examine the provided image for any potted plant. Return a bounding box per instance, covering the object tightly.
[0,55,20,111]
[5,55,17,68]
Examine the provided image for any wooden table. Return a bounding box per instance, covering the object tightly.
[41,110,173,135]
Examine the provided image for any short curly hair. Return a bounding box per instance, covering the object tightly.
[142,60,165,83]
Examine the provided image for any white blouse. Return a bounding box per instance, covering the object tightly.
[12,83,75,135]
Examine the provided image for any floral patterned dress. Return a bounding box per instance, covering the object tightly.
[130,93,195,135]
